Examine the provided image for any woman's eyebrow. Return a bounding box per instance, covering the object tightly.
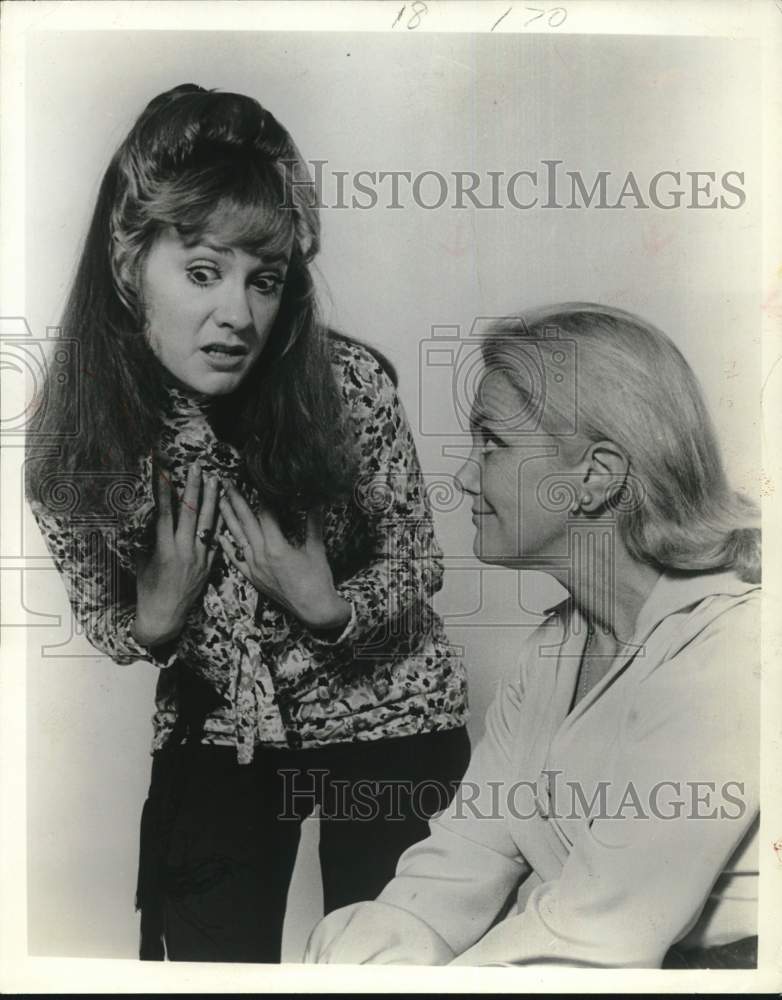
[186,240,290,269]
[254,252,290,268]
[181,238,233,256]
[469,413,494,436]
[202,240,233,257]
[470,408,500,431]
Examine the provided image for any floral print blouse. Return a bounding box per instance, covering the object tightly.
[30,337,469,763]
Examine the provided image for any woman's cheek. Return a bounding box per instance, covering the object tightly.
[145,326,161,357]
[493,459,520,514]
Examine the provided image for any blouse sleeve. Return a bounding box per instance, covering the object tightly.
[449,595,761,968]
[306,659,532,963]
[306,353,444,654]
[29,501,177,668]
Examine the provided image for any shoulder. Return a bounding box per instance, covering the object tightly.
[28,498,64,543]
[499,609,567,697]
[327,331,399,399]
[481,614,564,749]
[655,585,761,677]
[326,333,408,453]
[629,586,761,741]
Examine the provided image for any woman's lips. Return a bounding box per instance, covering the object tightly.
[200,346,247,371]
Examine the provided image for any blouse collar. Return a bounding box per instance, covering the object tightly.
[164,382,217,419]
[546,568,759,643]
[631,568,759,643]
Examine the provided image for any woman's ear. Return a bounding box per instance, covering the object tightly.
[575,440,630,513]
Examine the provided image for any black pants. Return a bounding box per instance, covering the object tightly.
[137,726,471,963]
[662,935,757,969]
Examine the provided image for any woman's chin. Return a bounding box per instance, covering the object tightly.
[175,369,250,398]
[472,531,549,569]
[472,533,508,566]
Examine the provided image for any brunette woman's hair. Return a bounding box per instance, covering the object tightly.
[26,83,362,516]
[483,304,760,583]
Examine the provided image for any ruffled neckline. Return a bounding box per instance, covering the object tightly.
[164,383,218,418]
[103,384,244,571]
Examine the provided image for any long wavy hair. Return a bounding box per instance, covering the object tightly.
[483,303,761,583]
[26,84,358,517]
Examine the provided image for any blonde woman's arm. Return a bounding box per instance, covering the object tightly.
[450,596,760,967]
[305,662,531,964]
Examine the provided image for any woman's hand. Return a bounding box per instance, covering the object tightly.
[132,462,221,648]
[304,904,366,963]
[304,901,456,964]
[218,483,351,632]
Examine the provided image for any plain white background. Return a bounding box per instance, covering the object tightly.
[17,27,761,961]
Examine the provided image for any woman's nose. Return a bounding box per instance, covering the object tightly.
[455,452,481,497]
[215,280,253,331]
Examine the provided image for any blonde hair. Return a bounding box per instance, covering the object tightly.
[483,303,760,583]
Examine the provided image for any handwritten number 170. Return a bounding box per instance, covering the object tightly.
[524,6,568,27]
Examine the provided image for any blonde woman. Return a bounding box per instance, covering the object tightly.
[306,304,760,968]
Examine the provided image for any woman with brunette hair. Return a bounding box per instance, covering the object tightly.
[307,303,761,968]
[26,84,469,963]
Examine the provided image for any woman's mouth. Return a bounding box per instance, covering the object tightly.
[200,344,248,371]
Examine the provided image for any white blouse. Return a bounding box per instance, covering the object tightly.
[307,569,760,967]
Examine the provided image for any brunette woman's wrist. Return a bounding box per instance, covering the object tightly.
[300,595,352,633]
[131,611,184,649]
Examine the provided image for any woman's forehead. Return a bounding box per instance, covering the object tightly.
[471,368,520,423]
[188,199,295,258]
[470,365,552,436]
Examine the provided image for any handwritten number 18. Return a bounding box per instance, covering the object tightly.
[392,2,429,30]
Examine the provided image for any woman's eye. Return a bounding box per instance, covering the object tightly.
[252,274,283,296]
[186,264,220,287]
[480,433,503,454]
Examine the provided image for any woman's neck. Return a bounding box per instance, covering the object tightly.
[567,532,662,646]
[163,378,216,417]
[152,355,217,412]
